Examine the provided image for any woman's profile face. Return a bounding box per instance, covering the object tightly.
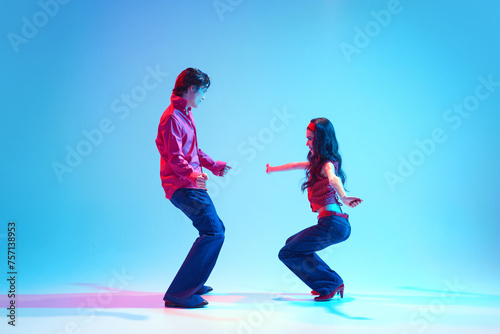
[306,129,314,153]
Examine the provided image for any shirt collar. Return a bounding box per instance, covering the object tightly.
[170,94,191,114]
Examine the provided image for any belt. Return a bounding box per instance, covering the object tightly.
[318,210,349,219]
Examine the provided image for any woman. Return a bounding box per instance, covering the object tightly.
[266,117,362,301]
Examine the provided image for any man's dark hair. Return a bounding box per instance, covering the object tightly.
[172,68,210,96]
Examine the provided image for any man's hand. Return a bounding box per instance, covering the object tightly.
[190,172,209,189]
[219,165,232,177]
[196,173,209,189]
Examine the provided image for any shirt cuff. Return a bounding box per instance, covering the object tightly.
[211,161,227,176]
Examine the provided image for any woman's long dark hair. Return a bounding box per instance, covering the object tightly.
[301,118,346,192]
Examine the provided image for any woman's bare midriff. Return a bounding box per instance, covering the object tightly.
[316,203,342,214]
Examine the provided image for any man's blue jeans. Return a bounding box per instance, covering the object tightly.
[278,215,351,296]
[164,188,225,306]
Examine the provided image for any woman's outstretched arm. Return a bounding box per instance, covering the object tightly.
[266,161,309,173]
[324,162,363,208]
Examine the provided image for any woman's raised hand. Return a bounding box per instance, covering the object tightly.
[266,163,272,174]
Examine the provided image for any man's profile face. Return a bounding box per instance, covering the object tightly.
[186,85,207,109]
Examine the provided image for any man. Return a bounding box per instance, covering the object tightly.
[155,68,231,308]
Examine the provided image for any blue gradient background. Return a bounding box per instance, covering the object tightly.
[2,0,499,296]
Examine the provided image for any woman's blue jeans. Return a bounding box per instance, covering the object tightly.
[164,188,225,307]
[278,215,351,296]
